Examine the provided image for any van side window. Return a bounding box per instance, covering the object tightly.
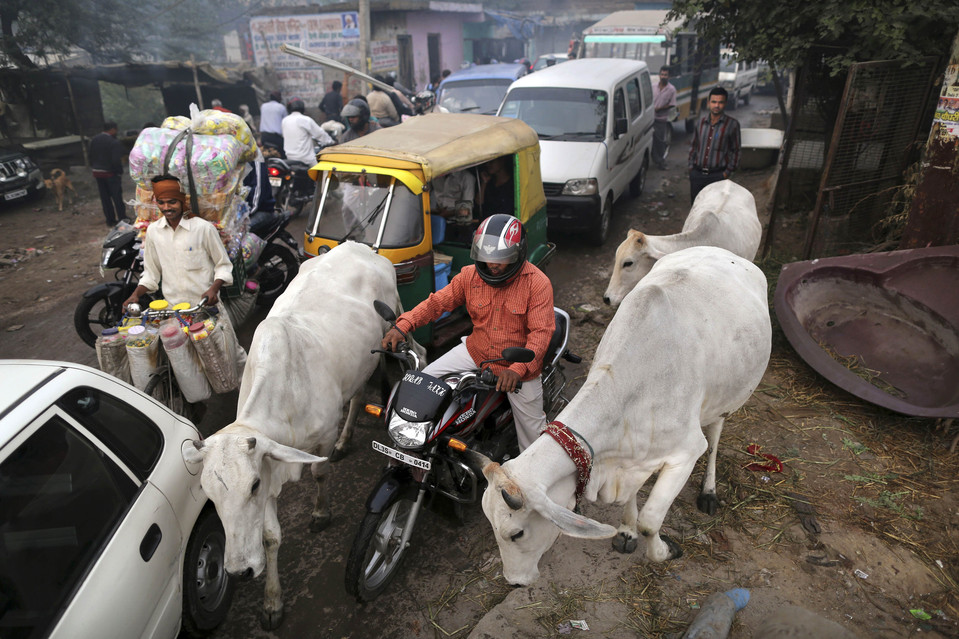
[613,88,626,124]
[640,72,653,110]
[626,79,641,120]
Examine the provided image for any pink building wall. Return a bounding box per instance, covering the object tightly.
[405,10,484,90]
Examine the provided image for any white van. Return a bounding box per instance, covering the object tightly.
[498,58,654,244]
[719,49,759,109]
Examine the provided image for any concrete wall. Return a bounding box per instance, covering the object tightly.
[406,10,484,90]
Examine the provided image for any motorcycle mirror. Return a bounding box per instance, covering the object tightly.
[373,300,397,323]
[501,347,535,363]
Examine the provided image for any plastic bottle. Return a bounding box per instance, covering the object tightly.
[189,322,209,341]
[160,320,188,349]
[682,588,750,639]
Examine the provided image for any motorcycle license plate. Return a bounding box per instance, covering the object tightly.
[269,177,282,188]
[372,440,431,470]
[4,189,27,201]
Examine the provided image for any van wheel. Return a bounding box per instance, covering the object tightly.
[685,117,695,134]
[743,90,751,106]
[728,91,739,110]
[588,197,611,246]
[629,157,647,198]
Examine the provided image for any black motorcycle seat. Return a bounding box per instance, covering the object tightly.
[249,210,282,238]
[544,310,567,368]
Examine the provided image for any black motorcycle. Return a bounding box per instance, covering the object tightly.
[74,213,301,347]
[344,301,580,602]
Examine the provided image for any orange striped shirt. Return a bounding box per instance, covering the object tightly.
[396,262,554,379]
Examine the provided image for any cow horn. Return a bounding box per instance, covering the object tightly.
[192,440,204,450]
[501,488,524,511]
[246,437,257,450]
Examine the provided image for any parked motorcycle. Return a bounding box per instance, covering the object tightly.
[74,213,301,347]
[344,300,580,602]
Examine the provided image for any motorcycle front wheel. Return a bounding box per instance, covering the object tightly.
[74,285,151,347]
[255,243,299,306]
[344,493,422,602]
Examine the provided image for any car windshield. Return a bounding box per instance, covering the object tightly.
[438,79,513,115]
[499,87,607,141]
[721,57,738,72]
[307,171,423,249]
[533,56,566,72]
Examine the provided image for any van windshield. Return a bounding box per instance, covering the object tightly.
[499,87,607,141]
[307,171,423,249]
[439,79,513,115]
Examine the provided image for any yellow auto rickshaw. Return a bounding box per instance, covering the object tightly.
[304,113,555,346]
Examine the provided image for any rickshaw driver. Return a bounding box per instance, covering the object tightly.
[382,214,554,450]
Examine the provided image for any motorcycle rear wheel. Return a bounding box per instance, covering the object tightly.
[255,243,299,306]
[344,494,420,602]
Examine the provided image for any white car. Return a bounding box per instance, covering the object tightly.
[0,360,234,638]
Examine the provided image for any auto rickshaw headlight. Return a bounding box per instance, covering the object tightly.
[561,178,598,196]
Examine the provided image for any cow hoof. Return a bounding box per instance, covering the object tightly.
[309,512,332,532]
[612,531,638,554]
[662,534,684,560]
[260,608,283,630]
[697,492,719,516]
[328,444,349,463]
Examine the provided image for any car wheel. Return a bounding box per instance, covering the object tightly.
[588,197,612,246]
[181,508,235,637]
[743,89,751,105]
[729,91,739,110]
[630,157,648,198]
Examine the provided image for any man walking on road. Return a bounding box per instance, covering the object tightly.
[687,86,741,204]
[260,91,287,152]
[652,67,677,170]
[89,121,127,226]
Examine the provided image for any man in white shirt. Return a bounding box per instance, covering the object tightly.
[259,91,287,152]
[123,176,247,370]
[281,98,333,165]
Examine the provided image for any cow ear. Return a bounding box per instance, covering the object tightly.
[525,486,617,539]
[182,439,206,465]
[633,231,646,247]
[646,244,667,261]
[263,440,328,465]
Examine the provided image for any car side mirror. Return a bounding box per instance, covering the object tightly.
[614,117,629,138]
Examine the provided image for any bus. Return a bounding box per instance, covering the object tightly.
[579,10,720,132]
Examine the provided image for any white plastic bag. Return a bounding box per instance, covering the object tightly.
[159,319,212,403]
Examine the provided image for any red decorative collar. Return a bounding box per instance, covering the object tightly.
[543,421,593,505]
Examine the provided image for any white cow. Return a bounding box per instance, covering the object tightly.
[603,180,761,306]
[182,242,404,628]
[481,246,771,586]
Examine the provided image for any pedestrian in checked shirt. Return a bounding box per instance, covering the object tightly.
[688,86,741,204]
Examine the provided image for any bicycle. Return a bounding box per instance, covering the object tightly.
[124,299,211,422]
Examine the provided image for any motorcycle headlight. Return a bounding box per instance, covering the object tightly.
[561,178,598,196]
[100,246,116,268]
[388,412,430,449]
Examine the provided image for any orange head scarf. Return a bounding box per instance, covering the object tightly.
[152,178,186,205]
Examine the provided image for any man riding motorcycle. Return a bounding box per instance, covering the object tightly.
[382,214,554,450]
[339,98,381,142]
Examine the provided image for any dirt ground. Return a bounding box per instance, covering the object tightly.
[1,117,957,638]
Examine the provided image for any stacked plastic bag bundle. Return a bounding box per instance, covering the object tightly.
[128,104,264,258]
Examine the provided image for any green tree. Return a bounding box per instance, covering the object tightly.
[667,0,959,74]
[0,0,235,70]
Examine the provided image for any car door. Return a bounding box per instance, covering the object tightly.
[0,390,183,639]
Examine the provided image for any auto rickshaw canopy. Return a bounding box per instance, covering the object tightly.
[310,113,546,224]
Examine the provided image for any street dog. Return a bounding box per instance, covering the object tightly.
[44,168,78,211]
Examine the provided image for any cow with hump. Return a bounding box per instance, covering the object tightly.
[603,179,761,306]
[182,241,408,629]
[480,246,772,586]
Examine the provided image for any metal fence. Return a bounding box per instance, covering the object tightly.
[767,57,938,259]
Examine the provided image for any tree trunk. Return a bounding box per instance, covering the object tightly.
[900,29,959,248]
